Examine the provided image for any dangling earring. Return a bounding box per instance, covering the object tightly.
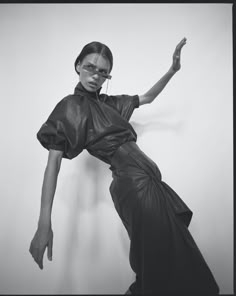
[105,79,110,95]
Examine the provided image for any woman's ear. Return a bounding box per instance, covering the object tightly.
[76,62,81,74]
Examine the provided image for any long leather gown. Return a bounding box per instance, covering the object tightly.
[37,82,220,295]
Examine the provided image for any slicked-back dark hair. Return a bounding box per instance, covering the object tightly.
[74,41,113,75]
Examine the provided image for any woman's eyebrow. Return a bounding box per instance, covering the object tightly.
[86,62,108,71]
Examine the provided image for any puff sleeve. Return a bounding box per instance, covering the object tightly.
[37,96,87,159]
[107,94,140,121]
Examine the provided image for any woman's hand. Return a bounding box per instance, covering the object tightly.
[170,37,187,72]
[29,225,53,270]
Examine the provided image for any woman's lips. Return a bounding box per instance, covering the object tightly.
[88,82,98,88]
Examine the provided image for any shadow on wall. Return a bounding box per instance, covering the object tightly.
[56,153,107,292]
[130,118,185,137]
[56,150,132,293]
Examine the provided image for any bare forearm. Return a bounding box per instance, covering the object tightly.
[142,68,176,104]
[30,149,62,269]
[38,162,60,227]
[139,38,187,106]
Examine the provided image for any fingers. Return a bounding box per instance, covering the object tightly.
[29,228,53,270]
[47,236,53,261]
[38,252,44,270]
[179,37,187,45]
[177,37,187,51]
[173,37,187,60]
[34,248,44,269]
[29,242,45,270]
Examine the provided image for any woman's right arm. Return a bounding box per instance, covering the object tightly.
[29,149,63,270]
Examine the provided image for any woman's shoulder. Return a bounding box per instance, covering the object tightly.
[56,93,89,113]
[61,92,88,107]
[50,93,89,120]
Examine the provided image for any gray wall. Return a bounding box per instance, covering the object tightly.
[0,3,233,294]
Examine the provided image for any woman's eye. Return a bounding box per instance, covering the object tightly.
[100,70,108,75]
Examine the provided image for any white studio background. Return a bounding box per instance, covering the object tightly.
[0,3,233,295]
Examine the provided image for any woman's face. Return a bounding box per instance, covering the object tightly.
[76,53,111,92]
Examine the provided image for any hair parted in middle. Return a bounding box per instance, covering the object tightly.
[74,41,113,75]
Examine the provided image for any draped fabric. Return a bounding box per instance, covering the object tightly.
[37,95,87,159]
[37,82,139,163]
[37,82,219,294]
[110,142,219,294]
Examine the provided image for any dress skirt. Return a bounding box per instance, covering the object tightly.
[109,141,219,295]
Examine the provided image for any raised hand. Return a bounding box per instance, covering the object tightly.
[171,37,187,72]
[29,226,53,270]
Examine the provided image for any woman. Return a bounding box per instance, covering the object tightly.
[29,39,219,294]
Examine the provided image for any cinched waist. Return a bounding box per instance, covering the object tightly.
[110,141,162,181]
[111,141,138,167]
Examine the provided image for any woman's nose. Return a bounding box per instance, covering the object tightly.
[92,73,100,80]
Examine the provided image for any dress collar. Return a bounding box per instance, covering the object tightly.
[74,82,102,99]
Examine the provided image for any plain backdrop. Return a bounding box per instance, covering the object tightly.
[0,3,233,294]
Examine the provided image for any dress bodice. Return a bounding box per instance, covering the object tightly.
[37,82,139,164]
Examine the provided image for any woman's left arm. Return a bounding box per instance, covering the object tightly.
[139,38,187,106]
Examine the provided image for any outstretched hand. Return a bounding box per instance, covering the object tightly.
[171,37,187,72]
[29,226,53,270]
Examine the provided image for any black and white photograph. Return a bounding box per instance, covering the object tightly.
[0,3,233,295]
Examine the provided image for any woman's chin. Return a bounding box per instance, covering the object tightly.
[84,82,99,92]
